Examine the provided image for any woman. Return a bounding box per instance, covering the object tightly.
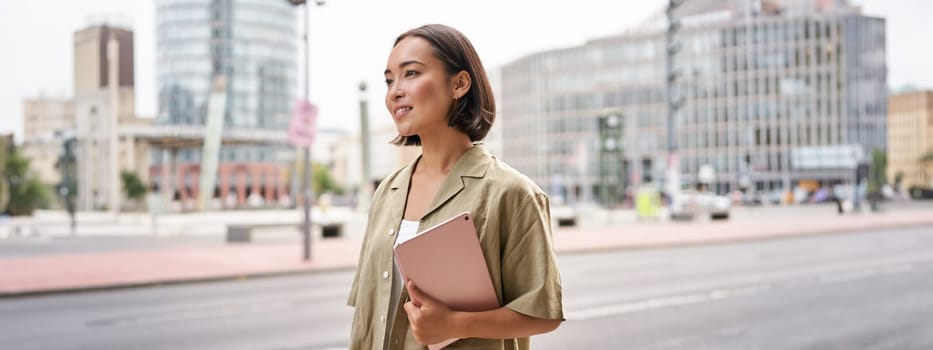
[347,24,563,350]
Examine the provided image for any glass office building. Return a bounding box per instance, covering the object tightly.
[500,0,886,203]
[154,0,297,205]
[156,0,296,162]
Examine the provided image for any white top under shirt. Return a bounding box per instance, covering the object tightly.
[395,220,421,246]
[384,219,420,349]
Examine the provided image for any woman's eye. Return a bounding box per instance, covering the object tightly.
[385,79,394,86]
[405,70,418,77]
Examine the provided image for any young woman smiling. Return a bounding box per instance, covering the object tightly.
[347,24,564,350]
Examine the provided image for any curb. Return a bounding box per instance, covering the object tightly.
[555,220,933,255]
[0,264,356,299]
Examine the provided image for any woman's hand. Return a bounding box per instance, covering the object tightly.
[403,280,458,345]
[403,280,562,344]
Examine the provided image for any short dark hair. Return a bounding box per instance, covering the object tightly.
[390,24,496,146]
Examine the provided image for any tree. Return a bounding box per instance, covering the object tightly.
[894,170,905,191]
[868,149,887,194]
[921,151,933,188]
[3,147,50,216]
[0,136,9,211]
[121,171,148,207]
[312,163,344,196]
[921,151,933,163]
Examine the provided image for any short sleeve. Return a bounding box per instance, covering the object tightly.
[500,192,564,320]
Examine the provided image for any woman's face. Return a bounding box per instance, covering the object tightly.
[384,36,457,139]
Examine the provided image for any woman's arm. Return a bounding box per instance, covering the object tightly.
[403,281,561,345]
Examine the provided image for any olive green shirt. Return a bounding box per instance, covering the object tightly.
[347,145,564,350]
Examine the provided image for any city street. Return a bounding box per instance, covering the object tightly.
[3,1,933,349]
[2,225,932,349]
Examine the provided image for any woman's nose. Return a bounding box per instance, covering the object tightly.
[389,84,405,101]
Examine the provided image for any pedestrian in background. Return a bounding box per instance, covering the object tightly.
[346,24,564,349]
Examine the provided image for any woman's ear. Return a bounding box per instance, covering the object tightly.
[452,70,471,99]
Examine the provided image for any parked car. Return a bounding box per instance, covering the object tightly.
[670,190,731,220]
[908,186,933,199]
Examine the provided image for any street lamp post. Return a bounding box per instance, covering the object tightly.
[665,0,684,214]
[288,0,324,261]
[358,81,372,211]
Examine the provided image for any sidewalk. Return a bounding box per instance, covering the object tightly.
[1,207,932,297]
[0,207,363,237]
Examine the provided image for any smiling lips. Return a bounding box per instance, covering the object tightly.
[394,106,413,118]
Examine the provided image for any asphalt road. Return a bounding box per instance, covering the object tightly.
[1,225,932,349]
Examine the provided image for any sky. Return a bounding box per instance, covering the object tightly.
[1,0,932,144]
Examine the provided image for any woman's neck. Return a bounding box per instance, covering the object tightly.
[416,129,473,177]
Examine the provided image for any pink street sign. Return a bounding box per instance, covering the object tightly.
[288,99,318,147]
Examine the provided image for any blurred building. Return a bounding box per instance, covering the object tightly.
[331,124,420,196]
[0,134,11,155]
[153,0,297,207]
[888,90,933,190]
[309,128,350,167]
[284,128,349,203]
[20,97,75,184]
[72,24,152,211]
[500,0,886,203]
[485,68,504,159]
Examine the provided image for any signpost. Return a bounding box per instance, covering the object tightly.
[287,0,325,261]
[288,99,318,261]
[288,99,318,147]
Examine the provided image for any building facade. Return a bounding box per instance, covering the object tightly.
[72,24,152,211]
[20,97,75,184]
[331,124,421,196]
[154,0,297,207]
[888,90,933,190]
[500,0,886,204]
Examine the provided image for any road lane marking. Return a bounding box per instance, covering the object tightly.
[568,258,931,321]
[568,285,770,320]
[85,286,349,327]
[818,263,915,284]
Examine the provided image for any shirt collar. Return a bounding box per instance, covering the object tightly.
[387,145,491,220]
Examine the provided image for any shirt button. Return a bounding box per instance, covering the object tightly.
[383,271,389,279]
[381,315,386,323]
[388,228,394,236]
